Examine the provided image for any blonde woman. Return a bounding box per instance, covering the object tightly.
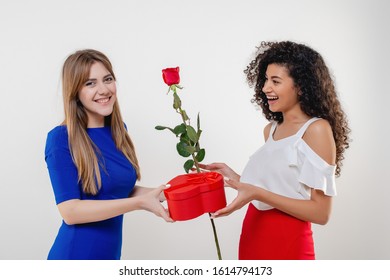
[45,49,172,260]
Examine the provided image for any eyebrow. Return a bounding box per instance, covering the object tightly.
[265,74,283,80]
[86,74,113,81]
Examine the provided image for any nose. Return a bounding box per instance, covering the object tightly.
[97,82,109,95]
[262,79,271,93]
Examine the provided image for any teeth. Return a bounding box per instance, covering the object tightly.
[96,98,109,103]
[267,96,278,100]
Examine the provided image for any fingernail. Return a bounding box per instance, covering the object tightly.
[165,184,171,188]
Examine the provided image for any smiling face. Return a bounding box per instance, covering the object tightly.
[262,63,300,114]
[78,61,117,127]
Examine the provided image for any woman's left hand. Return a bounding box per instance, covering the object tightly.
[138,185,174,222]
[211,178,258,218]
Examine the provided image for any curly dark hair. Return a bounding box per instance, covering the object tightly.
[244,41,350,176]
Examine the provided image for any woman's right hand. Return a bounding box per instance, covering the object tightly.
[198,162,240,181]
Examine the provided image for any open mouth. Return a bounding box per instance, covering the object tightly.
[267,96,278,101]
[95,97,111,104]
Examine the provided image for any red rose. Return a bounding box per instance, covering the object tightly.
[162,67,180,86]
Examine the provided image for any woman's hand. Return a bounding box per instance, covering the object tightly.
[138,185,174,223]
[211,178,258,218]
[158,184,169,202]
[198,162,240,181]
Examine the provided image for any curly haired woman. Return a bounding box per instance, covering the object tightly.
[200,41,350,259]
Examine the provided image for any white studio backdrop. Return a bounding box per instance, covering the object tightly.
[0,0,389,260]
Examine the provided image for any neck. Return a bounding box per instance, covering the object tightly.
[87,120,105,128]
[282,110,310,124]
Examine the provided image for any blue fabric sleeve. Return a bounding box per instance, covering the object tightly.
[45,126,81,204]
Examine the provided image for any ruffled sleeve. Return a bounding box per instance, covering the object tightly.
[288,139,337,196]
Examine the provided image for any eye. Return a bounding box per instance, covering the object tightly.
[272,79,280,85]
[104,76,114,83]
[85,80,95,87]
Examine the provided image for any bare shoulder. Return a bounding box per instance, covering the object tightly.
[263,122,273,141]
[303,119,336,165]
[305,119,333,138]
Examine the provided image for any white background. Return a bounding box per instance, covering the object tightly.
[0,0,389,260]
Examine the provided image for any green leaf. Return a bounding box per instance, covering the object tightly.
[195,148,206,162]
[184,159,194,173]
[181,110,189,121]
[186,125,199,143]
[155,125,175,134]
[180,133,194,146]
[196,113,202,140]
[173,124,187,136]
[176,141,196,157]
[173,92,181,109]
[197,128,202,139]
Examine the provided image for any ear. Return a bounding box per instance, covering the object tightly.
[293,83,301,96]
[295,86,302,96]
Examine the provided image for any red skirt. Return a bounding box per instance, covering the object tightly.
[239,203,315,260]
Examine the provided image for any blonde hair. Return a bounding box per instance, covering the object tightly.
[61,49,140,195]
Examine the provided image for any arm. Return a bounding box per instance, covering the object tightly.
[215,180,331,225]
[130,185,166,202]
[45,128,173,225]
[213,120,336,225]
[130,185,152,196]
[58,185,173,225]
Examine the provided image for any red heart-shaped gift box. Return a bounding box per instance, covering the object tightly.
[164,172,226,221]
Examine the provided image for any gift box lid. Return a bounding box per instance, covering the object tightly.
[165,172,224,201]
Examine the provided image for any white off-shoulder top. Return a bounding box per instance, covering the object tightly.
[240,117,336,211]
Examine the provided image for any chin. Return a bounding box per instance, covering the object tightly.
[100,108,114,117]
[268,108,280,113]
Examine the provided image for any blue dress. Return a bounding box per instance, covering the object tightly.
[45,126,137,260]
